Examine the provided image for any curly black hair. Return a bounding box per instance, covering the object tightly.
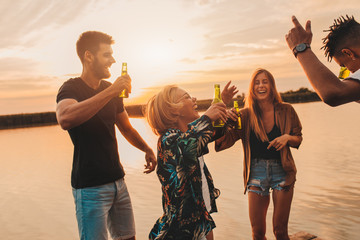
[321,15,360,61]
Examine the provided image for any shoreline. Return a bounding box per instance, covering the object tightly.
[0,89,321,130]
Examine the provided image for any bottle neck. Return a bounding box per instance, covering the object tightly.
[213,87,222,102]
[234,101,239,110]
[121,63,127,76]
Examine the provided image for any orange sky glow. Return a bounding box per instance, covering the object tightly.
[0,0,359,115]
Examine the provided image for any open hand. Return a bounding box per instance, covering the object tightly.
[221,81,238,105]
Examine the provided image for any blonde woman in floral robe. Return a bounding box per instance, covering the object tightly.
[146,83,237,240]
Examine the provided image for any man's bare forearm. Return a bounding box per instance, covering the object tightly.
[57,87,116,130]
[296,50,347,105]
[121,127,152,152]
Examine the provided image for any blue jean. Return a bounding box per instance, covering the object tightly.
[247,158,287,196]
[72,178,135,240]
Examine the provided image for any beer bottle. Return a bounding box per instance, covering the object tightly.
[234,101,241,129]
[212,84,224,127]
[119,62,129,98]
[226,100,242,129]
[339,66,350,79]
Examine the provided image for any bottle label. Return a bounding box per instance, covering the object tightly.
[339,67,350,79]
[213,119,224,127]
[212,84,223,127]
[119,62,129,98]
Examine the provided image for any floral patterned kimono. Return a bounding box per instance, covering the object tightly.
[149,115,221,240]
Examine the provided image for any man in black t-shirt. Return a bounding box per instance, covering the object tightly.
[56,31,156,240]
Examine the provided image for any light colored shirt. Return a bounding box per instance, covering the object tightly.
[347,69,360,81]
[346,69,360,103]
[199,155,211,212]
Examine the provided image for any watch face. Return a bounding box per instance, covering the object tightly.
[296,43,307,52]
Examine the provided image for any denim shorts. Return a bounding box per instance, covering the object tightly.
[72,178,135,240]
[246,158,287,196]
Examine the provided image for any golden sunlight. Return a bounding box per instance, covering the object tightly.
[140,41,174,66]
[111,36,191,102]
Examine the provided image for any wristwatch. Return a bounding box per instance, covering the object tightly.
[292,43,311,58]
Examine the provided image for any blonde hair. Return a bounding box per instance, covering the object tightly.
[244,68,283,142]
[146,85,183,135]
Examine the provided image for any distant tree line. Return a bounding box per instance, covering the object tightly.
[195,87,321,111]
[280,87,321,103]
[0,88,320,130]
[0,112,58,130]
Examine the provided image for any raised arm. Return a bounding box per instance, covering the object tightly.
[285,16,360,106]
[56,75,131,130]
[57,87,116,130]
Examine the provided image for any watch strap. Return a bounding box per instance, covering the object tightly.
[293,43,311,58]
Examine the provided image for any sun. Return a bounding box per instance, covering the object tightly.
[142,41,174,66]
[114,38,182,80]
[130,38,178,69]
[110,39,182,101]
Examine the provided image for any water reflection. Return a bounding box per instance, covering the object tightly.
[0,102,359,239]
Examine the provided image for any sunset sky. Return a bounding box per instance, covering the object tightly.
[1,0,359,115]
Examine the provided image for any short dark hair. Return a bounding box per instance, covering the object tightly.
[76,31,114,63]
[321,15,360,62]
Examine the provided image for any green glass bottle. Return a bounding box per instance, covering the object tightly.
[212,84,224,127]
[233,100,241,129]
[226,100,242,129]
[119,62,129,98]
[339,66,350,79]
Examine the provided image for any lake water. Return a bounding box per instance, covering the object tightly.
[1,101,360,240]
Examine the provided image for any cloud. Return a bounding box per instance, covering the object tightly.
[179,58,198,64]
[0,94,57,115]
[0,0,100,48]
[0,0,359,115]
[181,0,225,7]
[186,0,360,62]
[195,0,225,6]
[0,57,62,98]
[201,45,285,62]
[223,42,276,49]
[0,57,39,74]
[0,0,113,103]
[0,75,61,98]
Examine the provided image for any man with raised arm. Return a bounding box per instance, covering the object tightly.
[56,31,156,240]
[285,15,360,106]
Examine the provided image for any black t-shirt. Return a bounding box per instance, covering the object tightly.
[56,78,125,189]
[250,124,281,160]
